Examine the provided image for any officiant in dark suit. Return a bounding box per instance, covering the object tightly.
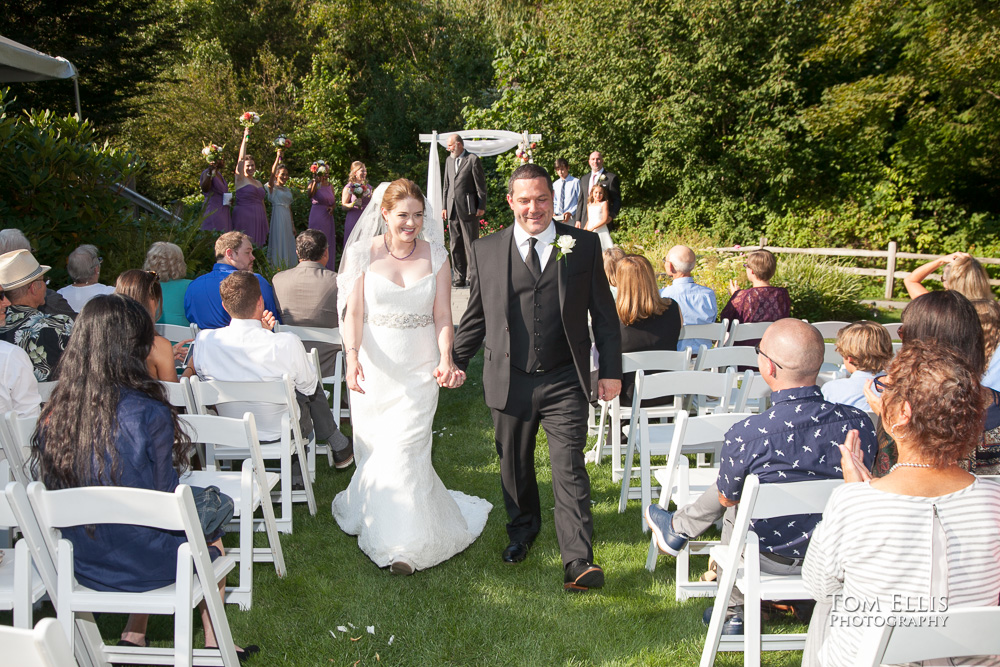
[453,163,622,592]
[573,151,621,227]
[442,133,488,287]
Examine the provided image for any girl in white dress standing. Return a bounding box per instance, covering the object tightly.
[584,183,613,251]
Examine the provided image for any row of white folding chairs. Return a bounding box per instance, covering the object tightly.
[4,479,242,666]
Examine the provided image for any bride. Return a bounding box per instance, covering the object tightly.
[332,178,492,575]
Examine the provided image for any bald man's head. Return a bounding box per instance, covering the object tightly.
[667,245,696,276]
[758,318,825,387]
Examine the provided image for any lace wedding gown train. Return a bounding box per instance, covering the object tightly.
[332,242,491,570]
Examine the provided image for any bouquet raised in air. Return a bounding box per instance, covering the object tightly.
[201,143,224,164]
[239,111,261,129]
[273,135,291,151]
[310,159,329,175]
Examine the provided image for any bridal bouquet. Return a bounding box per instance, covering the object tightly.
[201,143,224,164]
[239,111,261,129]
[272,135,291,151]
[310,159,329,175]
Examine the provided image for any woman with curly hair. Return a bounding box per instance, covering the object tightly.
[803,340,1000,666]
[143,241,191,326]
[28,294,256,658]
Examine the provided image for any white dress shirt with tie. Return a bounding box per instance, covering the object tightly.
[553,175,580,220]
[512,221,557,272]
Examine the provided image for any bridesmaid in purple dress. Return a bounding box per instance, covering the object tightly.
[340,161,373,247]
[308,161,337,270]
[199,148,231,233]
[231,129,269,247]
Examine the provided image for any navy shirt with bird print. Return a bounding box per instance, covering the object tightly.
[716,386,877,559]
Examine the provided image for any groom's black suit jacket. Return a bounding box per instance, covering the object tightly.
[453,222,622,410]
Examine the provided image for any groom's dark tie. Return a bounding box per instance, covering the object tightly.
[526,237,542,280]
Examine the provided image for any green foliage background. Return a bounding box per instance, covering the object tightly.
[4,0,1000,277]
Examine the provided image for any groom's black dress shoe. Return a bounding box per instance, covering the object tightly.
[502,540,533,563]
[564,559,605,592]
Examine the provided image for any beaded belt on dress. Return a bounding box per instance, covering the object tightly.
[364,313,434,328]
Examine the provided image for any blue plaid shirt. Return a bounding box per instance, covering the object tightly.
[716,385,877,559]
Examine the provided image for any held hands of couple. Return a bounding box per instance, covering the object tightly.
[346,353,365,394]
[433,361,465,389]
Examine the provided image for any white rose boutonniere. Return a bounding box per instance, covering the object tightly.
[598,173,608,184]
[552,234,576,261]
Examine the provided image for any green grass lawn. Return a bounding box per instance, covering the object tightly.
[7,352,806,666]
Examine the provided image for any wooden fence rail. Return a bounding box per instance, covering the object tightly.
[708,238,1000,302]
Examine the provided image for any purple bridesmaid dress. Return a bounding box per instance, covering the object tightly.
[343,183,372,247]
[200,169,232,233]
[308,183,338,270]
[231,184,269,247]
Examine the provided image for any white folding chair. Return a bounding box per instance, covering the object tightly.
[35,382,57,404]
[618,368,743,519]
[179,413,285,610]
[810,321,850,339]
[20,482,240,667]
[308,348,338,468]
[695,345,763,414]
[701,474,842,667]
[159,377,196,412]
[884,322,902,341]
[591,349,693,478]
[276,323,347,421]
[1,411,37,487]
[189,376,317,533]
[817,342,847,385]
[0,618,77,667]
[155,323,198,344]
[724,320,773,347]
[678,320,729,351]
[855,607,1000,666]
[0,477,47,627]
[644,410,755,597]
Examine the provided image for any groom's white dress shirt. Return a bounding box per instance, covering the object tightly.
[513,221,557,272]
[193,318,316,441]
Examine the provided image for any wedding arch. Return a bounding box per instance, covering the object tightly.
[418,130,542,221]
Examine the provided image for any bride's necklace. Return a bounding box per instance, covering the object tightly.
[384,233,416,260]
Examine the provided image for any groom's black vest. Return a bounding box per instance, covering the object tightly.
[508,237,573,373]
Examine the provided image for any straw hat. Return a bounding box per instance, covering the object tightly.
[0,250,51,290]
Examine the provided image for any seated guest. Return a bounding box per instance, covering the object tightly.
[184,231,280,330]
[720,249,790,344]
[975,299,1000,391]
[903,250,993,301]
[0,289,40,417]
[0,229,74,317]
[645,319,877,633]
[144,241,192,326]
[603,247,625,299]
[660,245,718,353]
[271,230,339,376]
[115,270,179,382]
[189,271,353,469]
[820,321,893,410]
[869,290,1000,475]
[803,341,1000,667]
[0,250,74,381]
[56,244,115,312]
[616,255,682,406]
[28,294,257,659]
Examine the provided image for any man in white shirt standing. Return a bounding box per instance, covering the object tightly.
[190,271,353,469]
[660,245,718,353]
[552,158,580,224]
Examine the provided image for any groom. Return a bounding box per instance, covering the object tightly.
[453,163,622,592]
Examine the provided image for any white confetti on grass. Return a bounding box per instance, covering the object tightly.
[337,626,349,633]
[388,636,395,645]
[367,626,375,635]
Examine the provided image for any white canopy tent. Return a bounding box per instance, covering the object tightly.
[419,130,542,222]
[0,35,80,117]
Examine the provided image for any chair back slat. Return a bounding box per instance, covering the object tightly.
[678,321,728,347]
[810,321,851,339]
[36,382,57,404]
[621,349,692,373]
[2,412,37,486]
[695,345,759,372]
[637,368,736,403]
[857,607,1000,665]
[158,377,194,411]
[884,322,903,341]
[742,475,842,519]
[725,320,773,346]
[276,324,343,345]
[155,323,197,344]
[0,617,77,667]
[179,412,260,451]
[27,483,188,532]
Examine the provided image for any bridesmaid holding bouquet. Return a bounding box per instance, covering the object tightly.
[231,112,269,246]
[308,159,337,270]
[199,144,231,233]
[340,161,372,246]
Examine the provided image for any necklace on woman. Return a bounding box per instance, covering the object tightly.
[888,462,935,474]
[384,233,416,260]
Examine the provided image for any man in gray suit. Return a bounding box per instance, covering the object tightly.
[442,133,487,287]
[272,229,339,376]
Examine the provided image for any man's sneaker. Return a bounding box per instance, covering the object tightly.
[332,440,354,469]
[702,606,744,635]
[645,504,689,556]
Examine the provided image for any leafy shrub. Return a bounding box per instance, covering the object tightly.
[770,254,872,322]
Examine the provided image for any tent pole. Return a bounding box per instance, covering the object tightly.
[72,76,81,119]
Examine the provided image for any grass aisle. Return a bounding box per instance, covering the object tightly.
[8,352,803,665]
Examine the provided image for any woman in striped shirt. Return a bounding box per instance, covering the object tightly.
[803,341,1000,666]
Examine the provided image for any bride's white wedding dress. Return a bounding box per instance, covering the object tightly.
[332,242,491,570]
